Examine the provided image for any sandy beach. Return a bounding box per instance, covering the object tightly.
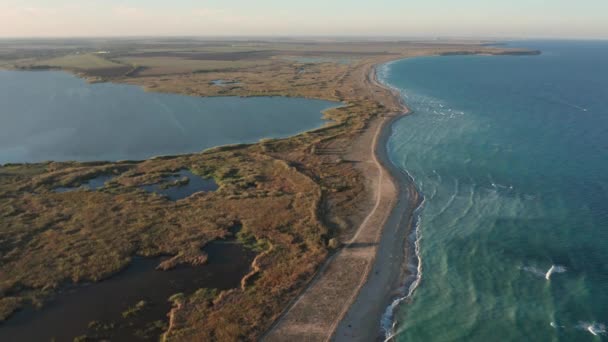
[332,65,422,341]
[264,59,420,341]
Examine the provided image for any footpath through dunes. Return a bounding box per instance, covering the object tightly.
[264,59,410,342]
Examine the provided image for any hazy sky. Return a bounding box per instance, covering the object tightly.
[1,0,607,39]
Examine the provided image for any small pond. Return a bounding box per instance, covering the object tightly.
[141,170,218,201]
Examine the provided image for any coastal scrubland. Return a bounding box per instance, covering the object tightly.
[0,38,537,340]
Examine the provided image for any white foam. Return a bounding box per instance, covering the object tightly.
[589,326,599,336]
[374,60,448,341]
[577,322,606,336]
[380,193,425,341]
[550,321,561,328]
[545,265,567,280]
[521,266,545,277]
[375,66,428,336]
[520,264,567,280]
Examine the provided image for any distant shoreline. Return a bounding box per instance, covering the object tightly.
[335,48,543,340]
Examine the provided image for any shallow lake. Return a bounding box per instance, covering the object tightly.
[0,240,255,341]
[0,70,339,164]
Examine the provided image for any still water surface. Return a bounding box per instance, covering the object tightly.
[0,70,338,164]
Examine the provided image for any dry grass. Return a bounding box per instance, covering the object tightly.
[35,53,124,69]
[121,61,348,99]
[115,57,272,76]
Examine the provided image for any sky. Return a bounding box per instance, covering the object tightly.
[1,0,607,39]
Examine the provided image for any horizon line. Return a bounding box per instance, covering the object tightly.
[0,35,606,41]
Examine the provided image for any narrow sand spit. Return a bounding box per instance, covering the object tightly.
[264,60,419,342]
[333,66,421,342]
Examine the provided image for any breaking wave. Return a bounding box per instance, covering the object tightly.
[520,264,567,280]
[381,192,425,342]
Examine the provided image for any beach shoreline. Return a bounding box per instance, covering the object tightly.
[334,48,542,340]
[332,61,422,341]
[263,57,422,341]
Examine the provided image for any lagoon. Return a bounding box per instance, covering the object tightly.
[0,70,338,164]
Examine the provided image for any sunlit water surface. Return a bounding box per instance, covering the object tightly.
[381,41,608,341]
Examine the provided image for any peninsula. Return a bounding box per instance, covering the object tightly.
[0,38,538,341]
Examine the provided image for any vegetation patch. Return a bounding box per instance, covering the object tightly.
[121,300,147,319]
[35,53,122,69]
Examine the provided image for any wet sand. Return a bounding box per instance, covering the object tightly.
[333,116,421,341]
[264,60,420,342]
[333,65,421,341]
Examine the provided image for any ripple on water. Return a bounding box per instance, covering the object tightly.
[383,41,608,341]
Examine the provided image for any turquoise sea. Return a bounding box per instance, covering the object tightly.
[381,41,608,341]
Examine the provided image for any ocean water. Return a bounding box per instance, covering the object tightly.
[0,71,337,164]
[381,41,608,341]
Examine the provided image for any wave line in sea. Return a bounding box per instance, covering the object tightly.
[381,174,425,341]
[377,60,427,342]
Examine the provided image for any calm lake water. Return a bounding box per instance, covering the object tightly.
[382,41,608,341]
[0,240,255,341]
[141,169,219,201]
[0,70,338,164]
